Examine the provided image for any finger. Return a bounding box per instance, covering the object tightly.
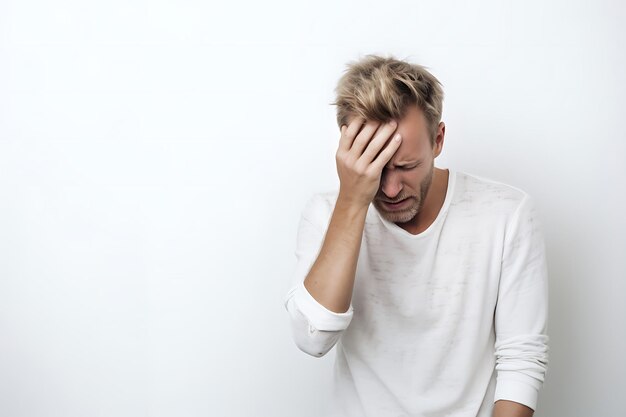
[370,132,402,172]
[349,120,381,157]
[338,117,365,153]
[358,121,397,165]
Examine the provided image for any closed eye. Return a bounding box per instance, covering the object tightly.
[385,161,422,170]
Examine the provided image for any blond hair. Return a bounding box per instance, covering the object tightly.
[330,54,444,145]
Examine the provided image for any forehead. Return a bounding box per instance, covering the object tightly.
[393,106,431,160]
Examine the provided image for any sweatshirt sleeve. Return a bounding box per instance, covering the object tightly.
[493,193,550,411]
[283,193,354,357]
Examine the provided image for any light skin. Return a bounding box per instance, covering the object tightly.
[493,399,535,417]
[342,104,448,235]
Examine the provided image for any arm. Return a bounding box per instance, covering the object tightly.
[306,118,401,314]
[282,195,368,357]
[493,193,550,413]
[493,399,534,417]
[303,196,368,314]
[284,117,402,357]
[283,195,358,357]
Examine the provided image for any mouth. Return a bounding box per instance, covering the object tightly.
[380,198,410,210]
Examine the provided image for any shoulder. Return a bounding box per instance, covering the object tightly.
[452,170,531,218]
[299,189,340,229]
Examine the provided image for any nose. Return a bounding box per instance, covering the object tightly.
[380,169,403,199]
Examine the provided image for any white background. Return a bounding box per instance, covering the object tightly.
[1,1,624,416]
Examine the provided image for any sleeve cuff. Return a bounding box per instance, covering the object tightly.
[290,281,354,331]
[494,375,540,411]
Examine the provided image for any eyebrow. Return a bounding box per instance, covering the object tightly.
[385,159,423,169]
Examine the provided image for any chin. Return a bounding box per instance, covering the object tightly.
[376,200,420,223]
[384,211,418,224]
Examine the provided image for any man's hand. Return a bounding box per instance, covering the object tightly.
[335,117,402,208]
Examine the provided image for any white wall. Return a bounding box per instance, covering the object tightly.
[0,1,624,416]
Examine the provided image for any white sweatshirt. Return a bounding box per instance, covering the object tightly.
[283,169,549,417]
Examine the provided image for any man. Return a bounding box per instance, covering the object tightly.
[283,54,549,417]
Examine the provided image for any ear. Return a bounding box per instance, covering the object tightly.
[433,122,445,158]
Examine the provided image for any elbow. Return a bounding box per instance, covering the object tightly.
[292,324,344,358]
[284,285,353,358]
[493,334,550,412]
[295,342,331,358]
[494,334,550,401]
[494,334,549,378]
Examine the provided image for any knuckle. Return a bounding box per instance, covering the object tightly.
[353,164,366,176]
[336,151,351,163]
[364,165,378,178]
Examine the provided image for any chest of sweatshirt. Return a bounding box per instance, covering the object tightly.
[350,201,510,337]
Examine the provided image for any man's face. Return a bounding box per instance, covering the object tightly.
[369,106,440,224]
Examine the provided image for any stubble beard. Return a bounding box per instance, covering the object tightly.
[374,164,435,224]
